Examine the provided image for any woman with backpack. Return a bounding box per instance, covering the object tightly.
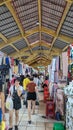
[9,78,22,130]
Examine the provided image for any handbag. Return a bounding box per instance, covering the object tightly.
[35,100,39,105]
[55,112,61,121]
[6,95,13,110]
[13,86,21,110]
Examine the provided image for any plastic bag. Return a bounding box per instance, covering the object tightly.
[0,121,5,130]
[6,95,13,110]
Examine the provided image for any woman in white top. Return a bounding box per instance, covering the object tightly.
[9,78,22,130]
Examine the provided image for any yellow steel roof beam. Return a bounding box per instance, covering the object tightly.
[38,0,42,46]
[25,50,58,63]
[10,44,19,53]
[5,2,32,53]
[29,59,50,66]
[62,45,69,51]
[24,37,33,53]
[0,35,22,49]
[0,27,73,50]
[0,0,11,5]
[14,49,58,60]
[0,33,8,43]
[9,47,30,58]
[66,0,73,3]
[28,58,51,66]
[49,2,72,52]
[8,41,61,59]
[27,56,50,65]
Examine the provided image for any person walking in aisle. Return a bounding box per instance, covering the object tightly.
[26,77,37,124]
[9,78,22,130]
[33,74,39,104]
[23,75,30,107]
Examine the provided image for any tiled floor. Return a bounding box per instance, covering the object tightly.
[5,92,64,130]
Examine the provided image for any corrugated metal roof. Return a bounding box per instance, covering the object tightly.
[42,0,66,31]
[27,33,40,44]
[0,5,21,39]
[13,39,28,50]
[54,39,69,49]
[60,4,73,38]
[32,45,49,51]
[0,45,16,55]
[41,33,53,43]
[12,0,38,31]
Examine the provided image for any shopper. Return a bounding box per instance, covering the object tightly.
[26,77,36,124]
[23,75,30,106]
[10,75,16,86]
[9,78,22,130]
[0,84,5,123]
[33,74,39,104]
[44,76,49,87]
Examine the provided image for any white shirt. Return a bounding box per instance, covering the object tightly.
[34,77,39,86]
[9,85,23,96]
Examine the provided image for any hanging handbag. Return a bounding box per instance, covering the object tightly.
[13,86,21,110]
[35,100,39,105]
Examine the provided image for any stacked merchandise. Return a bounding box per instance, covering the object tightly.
[64,81,73,130]
[67,45,73,84]
[47,82,65,120]
[46,100,55,119]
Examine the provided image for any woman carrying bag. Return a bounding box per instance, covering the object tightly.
[9,78,22,130]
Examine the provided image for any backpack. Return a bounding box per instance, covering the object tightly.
[55,112,61,121]
[13,86,21,110]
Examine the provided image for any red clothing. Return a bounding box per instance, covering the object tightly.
[44,80,49,86]
[11,77,16,85]
[26,82,36,93]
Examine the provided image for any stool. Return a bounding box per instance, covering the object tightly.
[53,122,65,130]
[46,100,55,118]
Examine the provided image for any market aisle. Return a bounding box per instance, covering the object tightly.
[5,92,64,130]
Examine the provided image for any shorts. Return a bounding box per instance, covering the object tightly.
[27,92,36,100]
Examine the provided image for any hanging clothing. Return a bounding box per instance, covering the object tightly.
[14,66,18,74]
[34,77,39,86]
[62,52,68,77]
[9,68,12,81]
[5,57,10,65]
[0,57,3,65]
[11,58,14,66]
[55,88,64,116]
[50,71,54,82]
[18,62,23,74]
[64,82,73,130]
[55,56,59,72]
[51,58,56,71]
